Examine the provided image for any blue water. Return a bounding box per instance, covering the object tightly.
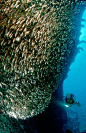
[63,8,86,132]
[63,42,86,105]
[63,8,86,105]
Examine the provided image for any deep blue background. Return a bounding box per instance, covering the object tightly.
[63,8,86,132]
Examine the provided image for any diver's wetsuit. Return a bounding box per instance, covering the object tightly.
[65,94,75,105]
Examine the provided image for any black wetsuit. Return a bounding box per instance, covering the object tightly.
[65,94,75,105]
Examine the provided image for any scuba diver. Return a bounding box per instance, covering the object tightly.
[64,93,81,107]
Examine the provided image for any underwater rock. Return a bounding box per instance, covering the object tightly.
[66,107,80,133]
[0,113,25,133]
[22,82,67,133]
[0,0,86,120]
[66,129,73,133]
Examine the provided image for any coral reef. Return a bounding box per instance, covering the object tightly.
[0,0,86,120]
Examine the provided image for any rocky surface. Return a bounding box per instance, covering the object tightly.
[66,107,79,133]
[66,104,86,133]
[0,113,25,133]
[0,81,67,133]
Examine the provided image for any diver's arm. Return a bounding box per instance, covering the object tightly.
[76,101,81,107]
